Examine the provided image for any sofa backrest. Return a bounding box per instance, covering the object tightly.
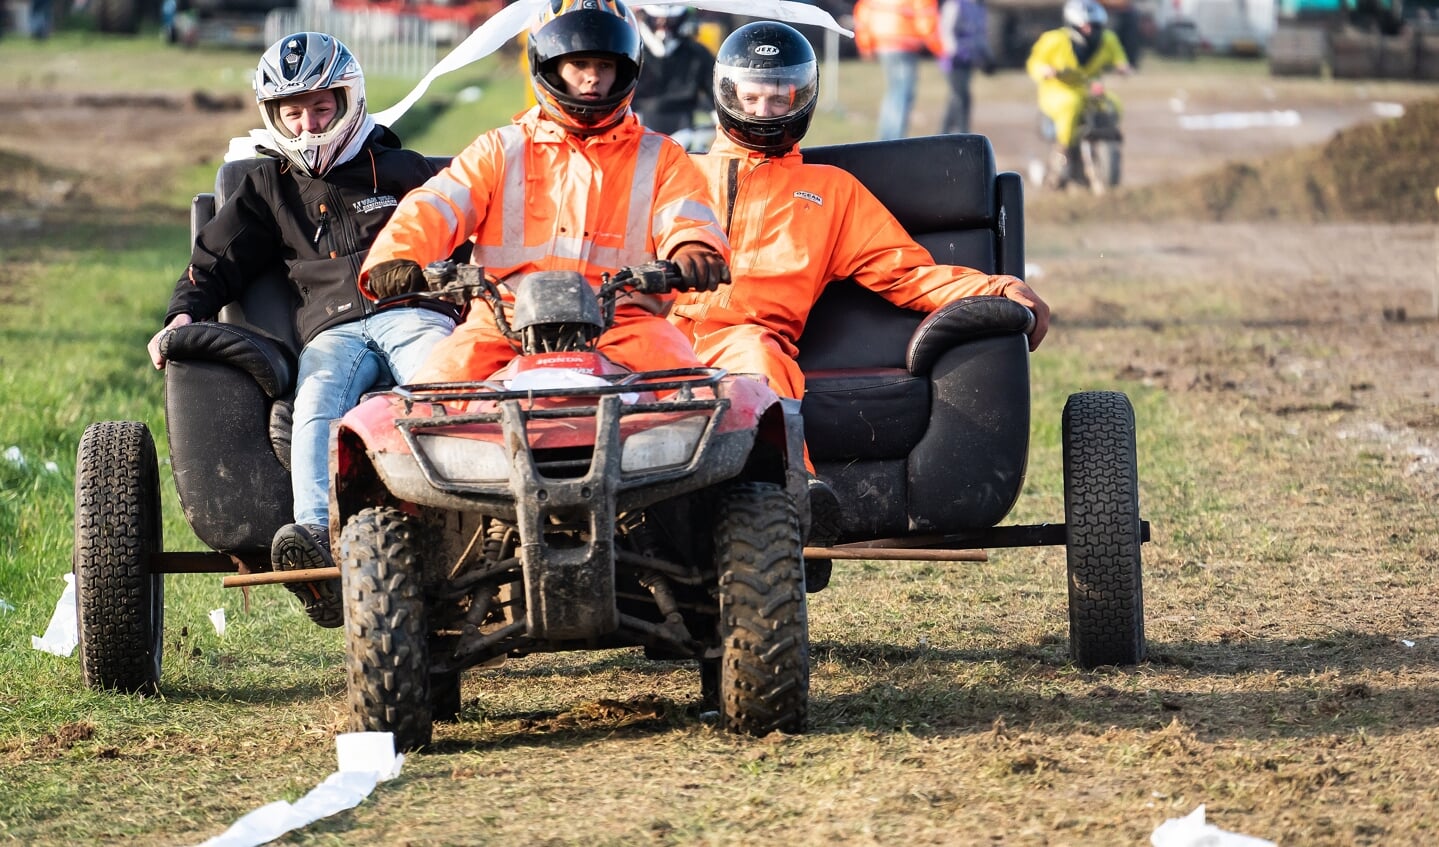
[794,133,1024,372]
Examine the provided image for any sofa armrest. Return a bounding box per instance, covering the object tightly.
[908,296,1035,375]
[159,321,297,400]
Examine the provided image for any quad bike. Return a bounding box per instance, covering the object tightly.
[1038,69,1124,194]
[330,260,812,751]
[74,135,1148,743]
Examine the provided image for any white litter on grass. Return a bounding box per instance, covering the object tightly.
[209,608,227,636]
[194,733,404,847]
[44,460,58,473]
[1151,805,1275,847]
[1372,101,1405,119]
[0,597,14,614]
[1402,639,1416,648]
[456,85,483,104]
[31,573,78,657]
[4,445,25,468]
[1177,110,1301,131]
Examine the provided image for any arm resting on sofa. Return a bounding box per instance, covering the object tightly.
[908,296,1035,375]
[159,321,297,400]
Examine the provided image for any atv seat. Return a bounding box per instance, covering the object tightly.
[796,134,1031,541]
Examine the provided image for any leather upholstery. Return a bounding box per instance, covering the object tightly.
[796,134,1032,539]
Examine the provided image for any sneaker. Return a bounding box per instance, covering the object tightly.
[271,523,343,628]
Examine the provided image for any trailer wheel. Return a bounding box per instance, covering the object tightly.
[74,421,164,693]
[713,482,808,735]
[342,506,433,752]
[1062,391,1146,669]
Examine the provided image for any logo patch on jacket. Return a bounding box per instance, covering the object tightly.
[353,195,399,215]
[794,190,823,206]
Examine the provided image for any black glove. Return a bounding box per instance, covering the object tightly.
[670,243,730,292]
[366,258,425,299]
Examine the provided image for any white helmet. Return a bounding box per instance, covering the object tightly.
[1063,0,1108,28]
[254,32,375,177]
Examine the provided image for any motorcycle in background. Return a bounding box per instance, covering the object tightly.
[1034,69,1123,195]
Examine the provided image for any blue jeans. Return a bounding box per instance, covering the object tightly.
[877,50,921,141]
[290,307,454,527]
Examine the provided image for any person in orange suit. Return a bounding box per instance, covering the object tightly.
[854,0,945,139]
[669,21,1050,549]
[360,0,729,383]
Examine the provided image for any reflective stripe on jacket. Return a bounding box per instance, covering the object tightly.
[360,106,728,311]
[855,0,944,56]
[670,133,1012,352]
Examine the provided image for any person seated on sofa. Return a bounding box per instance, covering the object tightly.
[668,21,1051,548]
[147,32,456,628]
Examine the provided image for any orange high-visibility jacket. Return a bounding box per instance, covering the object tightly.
[360,106,728,307]
[854,0,944,57]
[669,134,1016,400]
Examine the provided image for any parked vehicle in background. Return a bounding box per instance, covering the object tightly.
[1269,0,1439,79]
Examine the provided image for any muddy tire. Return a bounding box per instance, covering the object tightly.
[1062,391,1146,669]
[74,421,164,693]
[713,482,808,735]
[341,506,433,752]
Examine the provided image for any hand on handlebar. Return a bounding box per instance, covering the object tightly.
[670,243,730,292]
[366,258,426,299]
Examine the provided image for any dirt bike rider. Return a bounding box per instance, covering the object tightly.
[147,32,454,628]
[631,5,715,141]
[668,21,1051,568]
[360,0,729,384]
[1026,0,1131,187]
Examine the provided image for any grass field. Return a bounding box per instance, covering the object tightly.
[4,32,1439,847]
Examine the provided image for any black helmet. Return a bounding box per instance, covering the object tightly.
[527,0,644,136]
[713,21,817,156]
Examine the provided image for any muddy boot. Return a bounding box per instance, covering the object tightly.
[804,477,842,593]
[271,523,343,628]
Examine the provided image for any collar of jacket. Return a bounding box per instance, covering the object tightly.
[709,133,806,166]
[516,105,645,146]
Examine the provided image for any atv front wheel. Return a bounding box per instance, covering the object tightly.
[1062,391,1145,668]
[713,482,808,735]
[74,421,164,693]
[341,506,434,752]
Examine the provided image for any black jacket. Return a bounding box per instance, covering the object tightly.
[633,40,715,135]
[166,125,454,347]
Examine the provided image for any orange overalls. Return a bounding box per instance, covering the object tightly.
[669,135,1019,466]
[360,106,729,381]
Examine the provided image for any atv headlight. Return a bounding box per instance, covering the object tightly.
[621,416,707,473]
[415,434,509,483]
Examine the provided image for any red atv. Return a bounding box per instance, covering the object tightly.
[330,261,812,751]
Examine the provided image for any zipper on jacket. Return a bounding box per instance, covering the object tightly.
[313,202,334,257]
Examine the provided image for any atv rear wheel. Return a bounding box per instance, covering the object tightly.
[74,421,164,693]
[341,506,434,752]
[1062,391,1146,669]
[713,482,808,735]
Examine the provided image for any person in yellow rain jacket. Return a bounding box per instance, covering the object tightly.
[669,22,1050,551]
[359,0,730,383]
[854,0,945,140]
[1026,0,1131,184]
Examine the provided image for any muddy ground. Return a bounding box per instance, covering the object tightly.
[6,56,1439,844]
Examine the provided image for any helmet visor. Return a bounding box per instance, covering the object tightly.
[715,62,817,125]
